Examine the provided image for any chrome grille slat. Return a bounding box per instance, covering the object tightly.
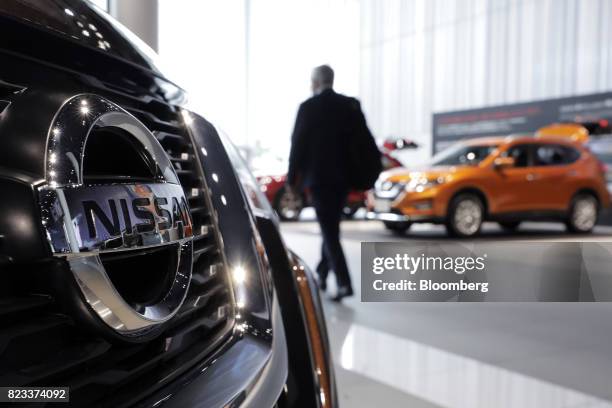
[174,169,193,176]
[154,131,186,141]
[193,243,217,260]
[169,155,191,163]
[188,205,208,214]
[176,284,226,318]
[192,226,213,238]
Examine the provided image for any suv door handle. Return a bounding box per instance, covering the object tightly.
[526,174,539,181]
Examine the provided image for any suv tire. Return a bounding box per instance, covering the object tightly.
[566,193,598,233]
[342,204,360,219]
[446,193,484,237]
[383,220,411,234]
[274,185,304,221]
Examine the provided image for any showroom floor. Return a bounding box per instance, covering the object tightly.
[281,212,612,408]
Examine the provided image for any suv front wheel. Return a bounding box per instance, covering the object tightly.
[383,220,411,234]
[274,185,304,221]
[566,193,598,233]
[446,193,484,237]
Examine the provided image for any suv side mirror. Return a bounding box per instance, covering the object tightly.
[494,156,515,170]
[383,138,419,151]
[395,139,419,150]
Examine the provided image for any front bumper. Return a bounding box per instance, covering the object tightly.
[366,211,443,223]
[366,211,411,222]
[138,293,288,407]
[367,185,446,221]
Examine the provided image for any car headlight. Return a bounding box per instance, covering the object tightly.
[405,176,447,192]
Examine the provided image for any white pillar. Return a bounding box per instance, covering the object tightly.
[109,0,159,51]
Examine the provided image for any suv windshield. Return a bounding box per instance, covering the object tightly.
[427,143,498,166]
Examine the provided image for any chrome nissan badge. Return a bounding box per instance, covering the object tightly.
[38,94,194,338]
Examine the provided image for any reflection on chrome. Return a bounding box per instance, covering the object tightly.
[340,324,612,408]
[44,94,179,187]
[233,265,247,284]
[37,94,195,336]
[62,5,111,51]
[181,110,194,125]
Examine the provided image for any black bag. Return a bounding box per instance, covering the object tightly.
[346,105,382,191]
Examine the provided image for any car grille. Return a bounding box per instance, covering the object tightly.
[125,104,234,333]
[0,94,234,406]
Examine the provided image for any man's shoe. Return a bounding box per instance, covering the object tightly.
[318,278,327,292]
[330,286,354,302]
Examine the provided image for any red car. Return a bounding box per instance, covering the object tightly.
[256,175,366,220]
[256,138,419,220]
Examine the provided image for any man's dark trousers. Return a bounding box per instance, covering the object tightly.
[310,185,351,290]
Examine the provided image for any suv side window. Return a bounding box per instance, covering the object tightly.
[504,144,531,167]
[534,144,580,166]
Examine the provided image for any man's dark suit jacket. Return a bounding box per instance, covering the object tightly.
[288,88,366,189]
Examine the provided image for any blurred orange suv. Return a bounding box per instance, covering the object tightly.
[367,135,610,237]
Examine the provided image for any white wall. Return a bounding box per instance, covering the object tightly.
[110,0,159,51]
[158,1,247,148]
[245,0,360,160]
[158,0,360,162]
[154,0,612,164]
[360,0,612,162]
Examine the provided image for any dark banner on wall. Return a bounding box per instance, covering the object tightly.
[432,91,612,154]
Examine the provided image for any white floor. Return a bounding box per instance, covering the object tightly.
[281,216,612,408]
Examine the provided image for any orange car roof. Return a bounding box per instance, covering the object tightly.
[462,135,535,146]
[536,123,589,142]
[459,133,583,148]
[462,136,507,146]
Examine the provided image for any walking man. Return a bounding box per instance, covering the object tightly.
[288,65,374,301]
